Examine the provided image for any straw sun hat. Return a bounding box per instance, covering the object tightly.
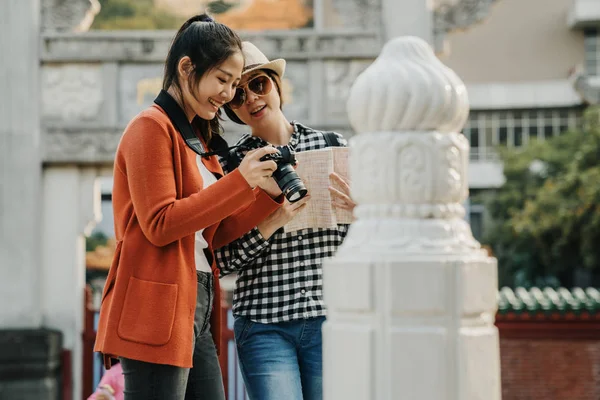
[240,41,286,78]
[222,41,287,125]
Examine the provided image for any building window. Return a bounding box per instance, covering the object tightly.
[585,29,600,76]
[462,108,583,161]
[469,207,484,242]
[464,199,485,241]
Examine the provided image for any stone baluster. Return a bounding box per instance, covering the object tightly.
[322,36,501,400]
[0,2,63,399]
[0,0,42,330]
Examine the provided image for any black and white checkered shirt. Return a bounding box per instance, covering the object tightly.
[215,121,349,323]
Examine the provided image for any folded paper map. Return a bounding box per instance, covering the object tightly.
[284,147,353,232]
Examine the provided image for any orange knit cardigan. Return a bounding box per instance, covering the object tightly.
[94,104,281,368]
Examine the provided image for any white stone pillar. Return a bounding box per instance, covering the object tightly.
[0,0,42,327]
[323,36,501,400]
[41,166,102,400]
[381,0,434,44]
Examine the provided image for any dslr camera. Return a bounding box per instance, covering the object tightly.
[259,145,307,203]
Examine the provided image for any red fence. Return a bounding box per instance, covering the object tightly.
[495,312,600,400]
[83,285,600,400]
[61,349,73,400]
[82,285,248,400]
[82,286,96,400]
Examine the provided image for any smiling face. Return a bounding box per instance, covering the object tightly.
[179,51,244,121]
[230,70,283,129]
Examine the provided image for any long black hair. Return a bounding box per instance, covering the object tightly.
[163,13,242,142]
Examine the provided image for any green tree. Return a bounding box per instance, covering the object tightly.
[91,0,184,30]
[483,107,600,288]
[207,0,234,14]
[86,231,108,252]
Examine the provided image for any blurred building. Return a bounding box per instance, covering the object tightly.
[81,0,600,281]
[438,0,598,240]
[216,0,313,30]
[153,0,215,17]
[3,0,600,399]
[154,0,311,28]
[89,0,600,243]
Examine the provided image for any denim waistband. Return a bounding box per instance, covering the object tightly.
[196,270,213,290]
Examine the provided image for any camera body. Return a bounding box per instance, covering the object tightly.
[258,145,295,164]
[259,145,308,203]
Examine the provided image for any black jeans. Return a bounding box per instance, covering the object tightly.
[120,271,225,400]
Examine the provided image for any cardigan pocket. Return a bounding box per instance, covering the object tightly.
[117,277,178,346]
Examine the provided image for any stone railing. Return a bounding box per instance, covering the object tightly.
[41,29,381,62]
[40,29,381,165]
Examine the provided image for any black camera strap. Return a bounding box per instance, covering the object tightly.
[154,90,243,159]
[322,131,342,147]
[154,90,209,157]
[154,91,341,172]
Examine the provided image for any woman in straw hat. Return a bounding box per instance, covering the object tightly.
[215,42,355,400]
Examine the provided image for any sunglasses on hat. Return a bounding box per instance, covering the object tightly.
[228,74,273,110]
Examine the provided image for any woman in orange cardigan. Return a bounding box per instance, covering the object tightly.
[94,14,282,400]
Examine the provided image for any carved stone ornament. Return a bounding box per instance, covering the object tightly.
[329,0,382,29]
[345,36,474,252]
[347,36,469,135]
[434,0,494,31]
[325,60,373,121]
[322,36,500,400]
[42,0,100,32]
[42,65,103,122]
[433,0,495,52]
[44,128,121,164]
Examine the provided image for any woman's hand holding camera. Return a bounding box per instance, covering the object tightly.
[257,196,311,239]
[258,177,283,198]
[238,147,279,188]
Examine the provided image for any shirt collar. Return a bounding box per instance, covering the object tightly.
[238,120,303,150]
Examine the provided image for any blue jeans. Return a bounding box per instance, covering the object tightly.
[233,316,325,400]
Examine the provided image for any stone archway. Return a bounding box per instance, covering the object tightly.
[0,1,499,399]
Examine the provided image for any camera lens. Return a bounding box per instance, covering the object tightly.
[273,164,308,203]
[285,181,308,202]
